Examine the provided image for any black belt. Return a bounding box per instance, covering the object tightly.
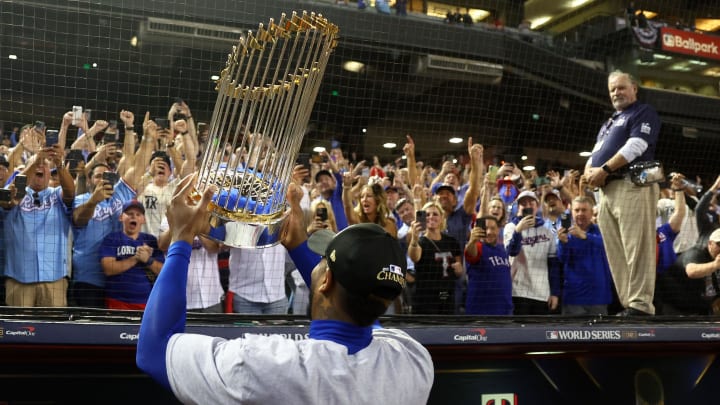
[605,169,628,183]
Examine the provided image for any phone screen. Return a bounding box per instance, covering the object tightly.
[45,130,59,146]
[476,217,486,230]
[317,207,328,221]
[522,207,533,217]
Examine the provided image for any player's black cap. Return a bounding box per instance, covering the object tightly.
[308,223,406,300]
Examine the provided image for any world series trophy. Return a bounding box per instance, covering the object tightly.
[197,11,338,247]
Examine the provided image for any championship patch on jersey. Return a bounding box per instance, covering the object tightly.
[641,122,652,134]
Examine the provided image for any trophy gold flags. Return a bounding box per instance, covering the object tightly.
[197,11,338,247]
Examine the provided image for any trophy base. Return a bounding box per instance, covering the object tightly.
[203,202,287,248]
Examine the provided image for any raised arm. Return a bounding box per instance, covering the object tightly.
[136,174,213,390]
[73,174,113,227]
[463,137,484,215]
[403,135,419,186]
[341,172,360,225]
[116,110,136,177]
[124,112,158,191]
[667,173,687,233]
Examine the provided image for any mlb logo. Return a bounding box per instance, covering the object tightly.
[546,331,558,340]
[662,33,674,47]
[641,122,652,134]
[388,264,403,276]
[481,393,517,405]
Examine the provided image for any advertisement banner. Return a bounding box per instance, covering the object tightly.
[660,27,720,60]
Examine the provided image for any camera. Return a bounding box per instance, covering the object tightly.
[172,111,187,122]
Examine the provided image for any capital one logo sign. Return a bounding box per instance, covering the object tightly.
[481,393,518,405]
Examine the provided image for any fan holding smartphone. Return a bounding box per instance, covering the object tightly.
[464,215,512,315]
[307,200,337,235]
[505,190,561,315]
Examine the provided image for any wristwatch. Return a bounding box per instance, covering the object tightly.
[601,163,612,174]
[144,257,155,267]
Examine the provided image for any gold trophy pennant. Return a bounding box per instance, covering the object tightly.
[198,11,339,248]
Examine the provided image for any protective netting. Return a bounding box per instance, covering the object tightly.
[1,0,719,316]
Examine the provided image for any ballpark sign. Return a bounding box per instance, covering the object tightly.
[661,27,719,60]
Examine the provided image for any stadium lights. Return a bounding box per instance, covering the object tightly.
[567,0,591,8]
[531,16,552,29]
[702,67,720,77]
[579,151,592,157]
[8,54,18,60]
[312,146,326,153]
[130,36,138,47]
[521,155,527,161]
[210,75,220,80]
[522,165,535,171]
[383,142,397,149]
[362,128,367,133]
[694,18,720,31]
[343,61,365,73]
[448,137,463,144]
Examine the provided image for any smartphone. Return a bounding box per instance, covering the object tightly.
[108,120,118,129]
[14,175,27,199]
[317,207,328,221]
[103,132,116,144]
[311,153,323,164]
[197,122,208,133]
[416,210,427,230]
[522,207,533,217]
[102,171,119,185]
[0,189,11,202]
[155,117,169,129]
[296,152,311,169]
[476,217,486,230]
[72,106,83,125]
[561,213,572,229]
[488,165,499,183]
[83,109,92,122]
[67,149,85,163]
[45,130,59,146]
[34,121,46,133]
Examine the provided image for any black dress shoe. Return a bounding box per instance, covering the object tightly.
[616,307,653,317]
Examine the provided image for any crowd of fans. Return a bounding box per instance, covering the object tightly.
[0,100,718,316]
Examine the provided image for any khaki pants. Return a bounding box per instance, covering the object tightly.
[598,180,658,314]
[5,277,68,307]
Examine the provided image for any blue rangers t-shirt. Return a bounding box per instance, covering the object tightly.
[464,241,512,315]
[590,101,660,169]
[100,232,164,304]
